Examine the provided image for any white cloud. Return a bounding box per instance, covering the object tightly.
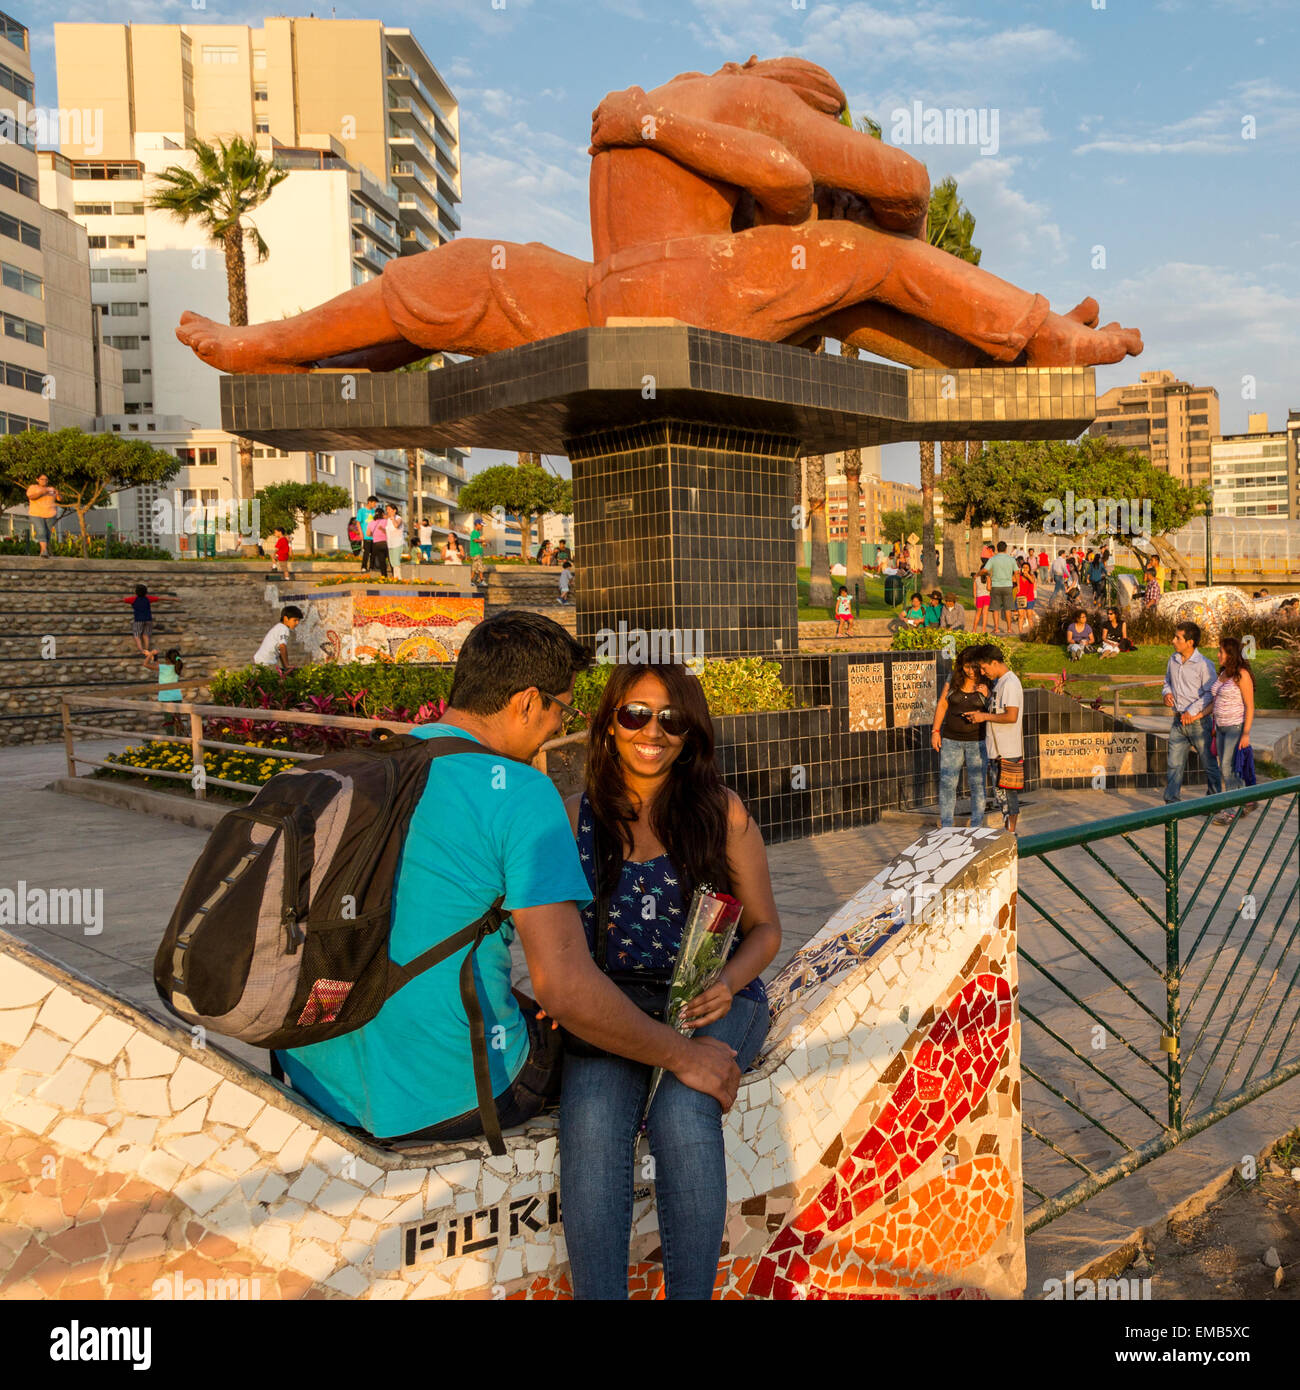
[1075,78,1300,155]
[947,155,1068,268]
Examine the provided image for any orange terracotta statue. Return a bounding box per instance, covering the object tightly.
[176,57,1141,374]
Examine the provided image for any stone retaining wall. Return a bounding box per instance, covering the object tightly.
[0,829,1022,1300]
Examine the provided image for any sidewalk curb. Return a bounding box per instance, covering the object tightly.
[1024,1071,1300,1296]
[50,776,224,831]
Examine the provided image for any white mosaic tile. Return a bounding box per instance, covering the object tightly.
[0,958,56,1009]
[251,1222,292,1264]
[287,1165,328,1203]
[287,1240,337,1282]
[1,1095,57,1134]
[383,1168,423,1199]
[272,1126,316,1174]
[47,1117,106,1153]
[173,1169,240,1216]
[7,1028,72,1075]
[116,1078,172,1117]
[0,1005,37,1048]
[34,1057,93,1110]
[298,1210,345,1245]
[168,1057,223,1111]
[207,1081,264,1128]
[316,1179,365,1217]
[211,1140,261,1179]
[409,1269,452,1299]
[125,1032,181,1079]
[139,1149,187,1191]
[326,1265,371,1298]
[158,1099,208,1138]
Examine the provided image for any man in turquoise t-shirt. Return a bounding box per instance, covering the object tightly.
[981,540,1018,637]
[281,612,741,1144]
[356,495,377,573]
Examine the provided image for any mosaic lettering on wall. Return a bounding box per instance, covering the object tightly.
[890,657,937,728]
[846,663,886,733]
[1038,731,1147,779]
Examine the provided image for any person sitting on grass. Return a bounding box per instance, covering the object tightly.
[254,606,302,672]
[1097,606,1133,658]
[940,592,966,630]
[1065,609,1094,661]
[834,584,854,636]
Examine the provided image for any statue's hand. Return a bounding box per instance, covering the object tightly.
[590,86,652,153]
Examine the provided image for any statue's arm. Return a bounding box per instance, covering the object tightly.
[592,87,814,222]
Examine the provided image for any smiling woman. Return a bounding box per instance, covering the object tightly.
[559,661,782,1299]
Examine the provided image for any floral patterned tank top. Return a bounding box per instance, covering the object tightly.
[576,794,766,1004]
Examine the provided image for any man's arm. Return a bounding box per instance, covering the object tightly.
[591,88,814,222]
[512,901,741,1109]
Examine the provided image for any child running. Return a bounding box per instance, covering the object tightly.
[834,584,853,636]
[144,647,186,734]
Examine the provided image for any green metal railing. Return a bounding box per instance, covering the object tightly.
[1016,775,1300,1232]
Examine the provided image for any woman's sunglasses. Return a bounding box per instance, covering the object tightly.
[614,702,690,738]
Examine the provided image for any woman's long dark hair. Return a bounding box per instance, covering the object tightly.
[585,663,733,905]
[1219,635,1252,684]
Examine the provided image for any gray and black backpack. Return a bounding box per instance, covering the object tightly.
[154,733,513,1151]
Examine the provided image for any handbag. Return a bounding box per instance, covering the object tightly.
[997,756,1025,791]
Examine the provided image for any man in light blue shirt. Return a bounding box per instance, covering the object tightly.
[1162,620,1222,803]
[281,611,741,1146]
[981,540,1018,637]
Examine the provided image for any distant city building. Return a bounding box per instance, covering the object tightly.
[1288,410,1300,520]
[53,17,460,252]
[0,10,121,443]
[1088,370,1220,488]
[1211,412,1290,518]
[377,446,470,541]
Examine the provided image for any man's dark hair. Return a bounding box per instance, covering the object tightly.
[366,495,378,504]
[1175,621,1201,648]
[449,611,590,715]
[996,540,1007,552]
[280,605,303,622]
[975,643,1006,666]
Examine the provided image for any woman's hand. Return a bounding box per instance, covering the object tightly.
[930,728,942,752]
[1240,733,1251,749]
[681,979,734,1028]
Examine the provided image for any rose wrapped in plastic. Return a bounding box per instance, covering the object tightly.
[643,885,744,1121]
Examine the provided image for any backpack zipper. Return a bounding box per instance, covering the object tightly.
[231,806,304,955]
[336,753,397,915]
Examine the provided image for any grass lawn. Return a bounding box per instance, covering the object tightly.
[1019,644,1291,710]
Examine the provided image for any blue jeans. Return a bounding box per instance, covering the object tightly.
[559,994,769,1300]
[938,737,987,828]
[1216,723,1244,793]
[1165,715,1223,802]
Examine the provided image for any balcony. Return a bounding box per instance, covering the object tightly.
[351,204,399,252]
[397,198,438,236]
[387,92,459,176]
[386,63,459,166]
[398,225,434,254]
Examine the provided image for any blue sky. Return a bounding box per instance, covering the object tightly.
[27,0,1300,484]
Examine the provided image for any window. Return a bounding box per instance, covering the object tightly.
[108,235,136,249]
[255,121,269,135]
[1,359,44,392]
[112,202,144,216]
[0,59,32,103]
[1189,414,1208,425]
[0,159,36,199]
[109,302,138,316]
[74,201,112,216]
[121,368,141,384]
[87,235,106,249]
[90,269,108,283]
[254,85,268,102]
[1,261,42,298]
[316,453,336,474]
[71,162,142,181]
[3,311,42,346]
[105,335,139,350]
[201,44,239,63]
[253,50,267,69]
[0,208,38,249]
[0,13,28,52]
[176,447,218,466]
[109,268,137,283]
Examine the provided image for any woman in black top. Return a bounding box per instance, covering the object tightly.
[930,647,990,828]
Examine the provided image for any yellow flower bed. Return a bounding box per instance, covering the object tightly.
[103,742,296,792]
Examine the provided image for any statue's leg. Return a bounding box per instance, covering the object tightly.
[175,240,590,373]
[590,226,1139,367]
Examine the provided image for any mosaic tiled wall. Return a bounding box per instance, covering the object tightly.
[711,652,1190,844]
[284,588,484,665]
[570,423,802,660]
[0,829,1022,1300]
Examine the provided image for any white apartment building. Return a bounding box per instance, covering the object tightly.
[1211,413,1290,518]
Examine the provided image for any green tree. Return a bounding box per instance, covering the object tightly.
[255,481,351,550]
[804,454,833,610]
[149,136,287,534]
[879,503,923,544]
[0,428,180,556]
[459,462,563,559]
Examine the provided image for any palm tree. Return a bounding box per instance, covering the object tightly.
[149,136,287,542]
[919,440,938,590]
[804,454,833,611]
[838,343,865,596]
